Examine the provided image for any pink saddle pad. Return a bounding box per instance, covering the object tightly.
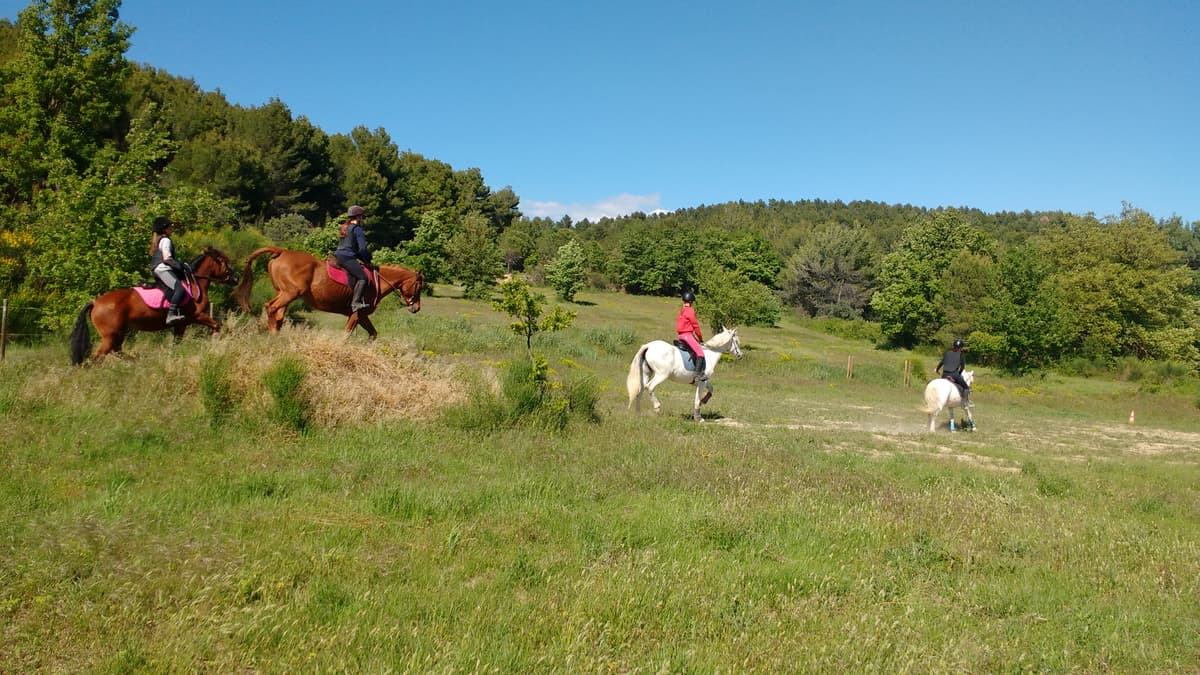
[326,261,350,287]
[133,283,194,310]
[326,262,379,297]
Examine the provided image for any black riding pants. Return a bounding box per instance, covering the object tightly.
[336,255,366,284]
[944,372,969,394]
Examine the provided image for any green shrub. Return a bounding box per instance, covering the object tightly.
[199,354,237,428]
[446,357,599,432]
[806,316,883,343]
[263,357,309,433]
[564,375,601,423]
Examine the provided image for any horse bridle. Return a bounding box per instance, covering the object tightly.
[374,267,419,308]
[188,253,236,284]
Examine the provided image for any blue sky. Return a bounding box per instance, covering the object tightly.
[4,1,1198,223]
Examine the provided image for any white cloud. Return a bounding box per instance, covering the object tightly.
[523,192,667,222]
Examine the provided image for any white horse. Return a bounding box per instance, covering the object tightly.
[923,370,975,432]
[627,327,743,421]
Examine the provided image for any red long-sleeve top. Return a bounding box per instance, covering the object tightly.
[676,305,703,341]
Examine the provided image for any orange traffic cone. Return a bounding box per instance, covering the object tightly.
[1129,410,1135,424]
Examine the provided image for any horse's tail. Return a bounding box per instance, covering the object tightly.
[627,344,650,408]
[921,381,942,414]
[69,302,94,366]
[232,247,284,312]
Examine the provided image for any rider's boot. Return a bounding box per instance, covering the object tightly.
[350,280,368,312]
[695,355,708,382]
[165,304,184,325]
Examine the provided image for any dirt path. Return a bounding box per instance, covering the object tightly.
[711,409,1200,471]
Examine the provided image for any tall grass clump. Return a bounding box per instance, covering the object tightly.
[582,326,637,355]
[199,354,237,428]
[262,356,309,432]
[447,357,599,432]
[804,316,884,343]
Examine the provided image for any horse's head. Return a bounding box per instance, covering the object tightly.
[963,370,974,387]
[192,248,238,285]
[382,265,423,313]
[706,327,744,359]
[726,328,744,360]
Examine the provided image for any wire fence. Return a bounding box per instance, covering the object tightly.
[1,299,56,361]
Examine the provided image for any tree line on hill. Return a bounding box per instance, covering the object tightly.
[2,1,1198,375]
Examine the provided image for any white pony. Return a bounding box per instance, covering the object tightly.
[627,327,743,421]
[923,370,975,432]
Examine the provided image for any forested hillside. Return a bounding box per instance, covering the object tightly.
[1,1,1198,374]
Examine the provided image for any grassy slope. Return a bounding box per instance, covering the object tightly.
[1,286,1197,672]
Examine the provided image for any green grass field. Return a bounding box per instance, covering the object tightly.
[2,286,1198,672]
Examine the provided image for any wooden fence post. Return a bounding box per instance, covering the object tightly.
[1,299,7,362]
[846,355,854,381]
[903,359,911,387]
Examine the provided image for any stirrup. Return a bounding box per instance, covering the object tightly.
[165,311,184,325]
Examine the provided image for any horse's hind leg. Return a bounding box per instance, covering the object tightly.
[645,372,670,414]
[266,298,293,334]
[264,292,299,334]
[96,331,124,358]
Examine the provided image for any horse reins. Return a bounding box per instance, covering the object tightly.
[374,268,418,308]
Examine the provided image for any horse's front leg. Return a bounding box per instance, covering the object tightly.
[700,380,713,406]
[190,313,220,334]
[692,384,703,422]
[347,313,378,339]
[963,404,976,431]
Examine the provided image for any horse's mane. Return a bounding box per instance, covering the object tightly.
[189,247,230,268]
[704,328,735,349]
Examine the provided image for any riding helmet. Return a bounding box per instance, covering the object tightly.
[151,216,173,234]
[681,290,696,303]
[953,339,964,349]
[346,205,366,219]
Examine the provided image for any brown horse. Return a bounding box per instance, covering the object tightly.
[69,247,238,365]
[231,247,423,338]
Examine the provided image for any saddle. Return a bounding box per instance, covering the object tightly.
[325,259,381,307]
[941,373,967,396]
[133,281,195,310]
[672,339,704,372]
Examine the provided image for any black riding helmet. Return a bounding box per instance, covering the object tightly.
[151,216,173,234]
[953,339,965,349]
[681,290,696,303]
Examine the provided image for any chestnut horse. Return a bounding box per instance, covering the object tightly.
[69,247,237,365]
[232,247,423,338]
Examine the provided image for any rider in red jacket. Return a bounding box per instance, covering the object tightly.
[677,290,707,381]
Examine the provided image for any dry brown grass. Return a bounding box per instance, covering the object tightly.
[25,315,467,427]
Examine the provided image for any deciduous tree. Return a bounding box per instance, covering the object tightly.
[870,209,993,348]
[545,239,586,302]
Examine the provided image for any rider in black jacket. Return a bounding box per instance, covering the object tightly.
[936,339,971,407]
[334,205,373,312]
